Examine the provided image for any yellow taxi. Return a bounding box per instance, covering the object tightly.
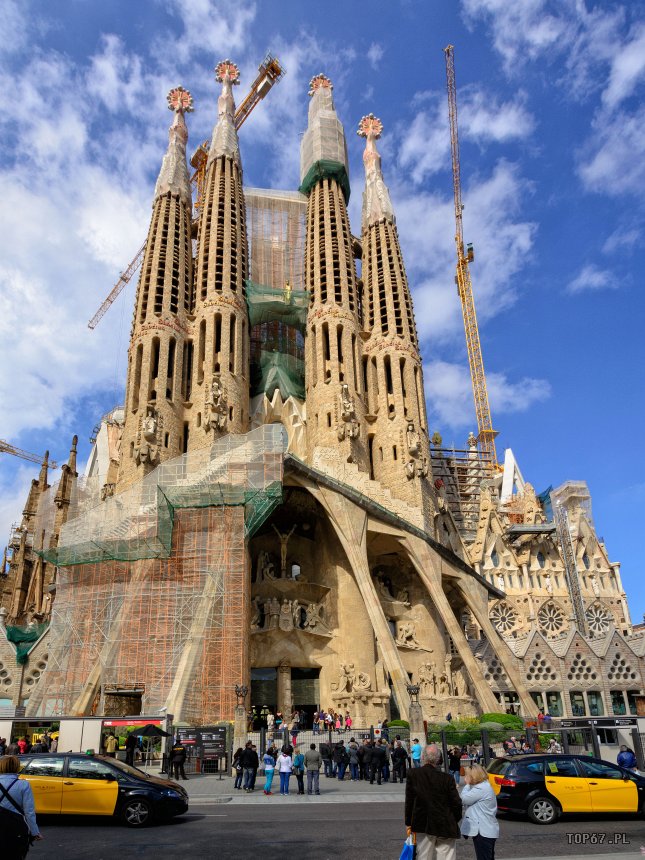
[488,754,645,824]
[18,753,188,826]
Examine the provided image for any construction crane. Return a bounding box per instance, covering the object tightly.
[0,441,57,470]
[88,53,285,330]
[444,44,499,468]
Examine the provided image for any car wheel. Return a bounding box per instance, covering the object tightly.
[121,797,154,827]
[527,796,559,824]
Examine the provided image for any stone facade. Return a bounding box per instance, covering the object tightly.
[1,65,642,725]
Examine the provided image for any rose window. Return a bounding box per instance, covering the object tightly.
[538,602,566,635]
[586,604,610,637]
[490,601,518,633]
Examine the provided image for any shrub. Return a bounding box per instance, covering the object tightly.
[387,719,409,729]
[479,712,523,730]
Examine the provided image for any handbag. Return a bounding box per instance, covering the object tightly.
[399,833,416,860]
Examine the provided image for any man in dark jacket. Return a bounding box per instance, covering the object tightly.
[370,739,387,785]
[320,740,334,777]
[392,740,408,783]
[361,740,373,781]
[170,739,189,780]
[405,744,461,859]
[240,741,259,791]
[332,741,348,780]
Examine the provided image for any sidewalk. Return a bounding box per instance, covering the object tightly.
[179,772,407,805]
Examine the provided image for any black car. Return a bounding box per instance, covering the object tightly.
[18,753,188,826]
[488,754,645,824]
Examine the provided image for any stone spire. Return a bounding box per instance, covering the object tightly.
[301,75,368,471]
[358,115,434,518]
[358,114,395,233]
[118,87,195,490]
[208,59,241,167]
[153,86,194,207]
[191,59,249,445]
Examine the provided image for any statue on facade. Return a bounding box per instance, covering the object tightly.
[134,407,162,465]
[292,599,301,629]
[279,598,294,632]
[418,661,437,696]
[272,524,296,577]
[338,384,359,440]
[250,596,262,630]
[395,588,411,608]
[256,550,276,582]
[205,373,228,431]
[334,663,355,693]
[406,421,420,457]
[496,573,505,591]
[304,602,329,633]
[267,596,280,630]
[591,574,600,596]
[397,620,420,648]
[544,573,553,594]
[353,671,372,692]
[453,666,471,698]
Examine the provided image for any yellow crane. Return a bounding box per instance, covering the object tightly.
[88,53,285,330]
[0,440,57,469]
[444,44,499,468]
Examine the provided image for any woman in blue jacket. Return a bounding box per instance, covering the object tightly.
[460,763,499,860]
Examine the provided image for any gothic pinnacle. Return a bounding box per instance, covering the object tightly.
[208,59,241,167]
[153,86,193,207]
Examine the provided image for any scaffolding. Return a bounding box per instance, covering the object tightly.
[245,189,308,401]
[28,426,287,721]
[430,445,491,539]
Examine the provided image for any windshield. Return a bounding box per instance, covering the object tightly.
[102,758,152,779]
[487,758,512,775]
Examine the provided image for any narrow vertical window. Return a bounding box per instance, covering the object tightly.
[132,343,143,412]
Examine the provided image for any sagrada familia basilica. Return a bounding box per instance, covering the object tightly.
[1,60,643,727]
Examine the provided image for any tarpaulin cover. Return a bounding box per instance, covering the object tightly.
[251,350,305,401]
[6,623,48,664]
[298,159,350,203]
[245,279,308,331]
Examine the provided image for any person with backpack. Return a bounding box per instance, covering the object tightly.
[0,755,43,857]
[333,740,348,780]
[320,740,334,777]
[232,747,244,789]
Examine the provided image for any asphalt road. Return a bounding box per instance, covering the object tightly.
[29,802,645,860]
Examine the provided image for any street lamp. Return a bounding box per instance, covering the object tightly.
[235,684,249,707]
[407,684,420,705]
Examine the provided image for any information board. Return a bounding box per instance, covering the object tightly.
[177,726,227,759]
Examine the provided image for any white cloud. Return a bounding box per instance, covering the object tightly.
[602,227,640,254]
[161,0,257,63]
[460,86,535,142]
[603,22,645,108]
[424,359,550,431]
[394,161,536,343]
[367,42,384,70]
[566,264,618,295]
[578,104,645,195]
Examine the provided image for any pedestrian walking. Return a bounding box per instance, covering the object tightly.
[362,739,373,781]
[125,731,137,766]
[105,732,118,758]
[290,712,300,747]
[617,745,638,771]
[305,743,322,795]
[0,754,43,857]
[460,763,499,860]
[293,747,305,794]
[262,747,276,795]
[276,749,292,795]
[170,739,189,780]
[344,711,352,732]
[404,744,462,860]
[312,711,320,735]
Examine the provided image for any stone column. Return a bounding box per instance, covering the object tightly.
[408,701,425,739]
[233,705,247,755]
[277,661,292,717]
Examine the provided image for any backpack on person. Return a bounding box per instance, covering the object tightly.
[0,779,34,855]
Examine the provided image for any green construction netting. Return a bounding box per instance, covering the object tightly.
[298,159,351,203]
[6,623,49,664]
[37,426,287,567]
[251,351,305,401]
[246,280,308,331]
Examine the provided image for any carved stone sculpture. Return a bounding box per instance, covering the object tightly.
[279,598,294,632]
[406,420,420,457]
[397,620,420,648]
[304,602,329,633]
[591,574,600,596]
[204,373,228,431]
[134,407,162,466]
[256,550,276,582]
[338,384,359,440]
[272,524,296,577]
[250,596,262,630]
[267,596,280,630]
[418,661,437,696]
[334,663,355,693]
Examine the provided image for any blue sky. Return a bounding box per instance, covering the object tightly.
[0,0,643,620]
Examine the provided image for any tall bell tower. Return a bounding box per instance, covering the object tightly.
[191,60,250,446]
[358,114,434,514]
[301,75,368,470]
[119,87,194,490]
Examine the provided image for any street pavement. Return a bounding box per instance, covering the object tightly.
[28,798,645,860]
